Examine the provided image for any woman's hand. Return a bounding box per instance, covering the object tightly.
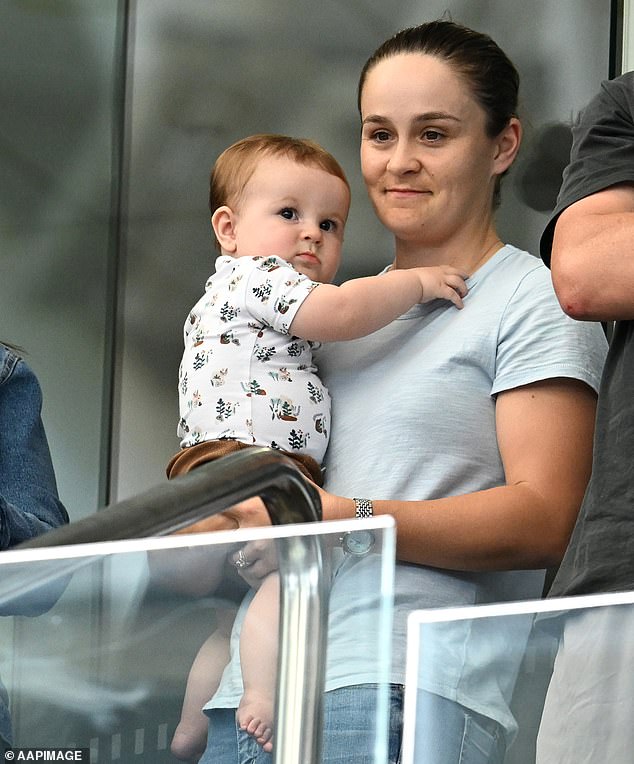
[220,496,272,529]
[229,539,278,588]
[172,496,272,535]
[172,477,355,535]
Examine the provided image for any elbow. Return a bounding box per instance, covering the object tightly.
[551,259,597,321]
[554,285,594,322]
[541,505,583,568]
[526,528,572,570]
[542,534,571,569]
[518,489,582,569]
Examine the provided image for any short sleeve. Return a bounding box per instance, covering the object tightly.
[541,72,634,265]
[491,265,607,395]
[241,256,318,334]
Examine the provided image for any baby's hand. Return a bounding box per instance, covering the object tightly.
[413,266,469,309]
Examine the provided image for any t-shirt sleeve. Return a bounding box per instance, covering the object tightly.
[540,72,634,265]
[240,256,319,334]
[491,265,608,395]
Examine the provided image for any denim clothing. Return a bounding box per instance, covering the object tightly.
[0,345,68,548]
[201,684,404,764]
[413,691,506,764]
[0,344,69,746]
[201,685,504,764]
[203,708,267,764]
[321,684,403,764]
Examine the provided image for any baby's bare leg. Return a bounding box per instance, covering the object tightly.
[171,611,234,762]
[237,573,279,752]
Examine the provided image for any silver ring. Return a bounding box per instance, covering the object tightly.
[233,549,252,569]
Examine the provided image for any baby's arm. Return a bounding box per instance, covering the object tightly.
[290,265,468,342]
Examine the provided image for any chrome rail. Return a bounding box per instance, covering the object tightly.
[19,446,322,545]
[13,447,328,764]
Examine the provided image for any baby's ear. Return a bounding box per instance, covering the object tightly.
[211,206,238,253]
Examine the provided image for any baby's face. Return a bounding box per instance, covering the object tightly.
[230,155,350,283]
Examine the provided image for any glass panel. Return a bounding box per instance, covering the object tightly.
[403,591,634,764]
[0,516,394,762]
[0,1,126,518]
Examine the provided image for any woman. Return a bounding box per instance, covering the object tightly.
[0,342,69,750]
[195,21,607,764]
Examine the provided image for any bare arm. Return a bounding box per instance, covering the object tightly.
[147,545,233,597]
[319,378,597,570]
[196,378,598,570]
[551,183,634,320]
[290,266,467,342]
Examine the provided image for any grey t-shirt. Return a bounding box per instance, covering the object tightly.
[541,72,634,597]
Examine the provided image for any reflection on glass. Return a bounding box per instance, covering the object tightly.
[404,592,634,764]
[0,519,394,762]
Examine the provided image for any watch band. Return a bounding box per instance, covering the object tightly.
[353,498,373,519]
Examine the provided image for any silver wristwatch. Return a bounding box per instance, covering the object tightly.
[340,498,375,556]
[353,497,373,519]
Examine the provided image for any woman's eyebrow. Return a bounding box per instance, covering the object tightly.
[418,111,460,122]
[361,114,389,125]
[362,112,461,125]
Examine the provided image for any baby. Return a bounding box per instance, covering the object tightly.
[168,133,468,759]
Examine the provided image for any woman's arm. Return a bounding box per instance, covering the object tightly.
[182,379,597,572]
[551,183,634,320]
[146,538,278,598]
[146,545,232,597]
[320,377,597,571]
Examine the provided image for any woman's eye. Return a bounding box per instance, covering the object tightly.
[279,208,297,220]
[372,130,391,142]
[320,219,337,232]
[423,129,443,142]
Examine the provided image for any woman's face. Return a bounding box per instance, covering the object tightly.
[359,53,517,247]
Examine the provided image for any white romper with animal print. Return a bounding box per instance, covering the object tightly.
[178,255,330,464]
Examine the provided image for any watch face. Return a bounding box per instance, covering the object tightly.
[341,530,375,556]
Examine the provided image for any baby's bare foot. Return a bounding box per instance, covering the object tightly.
[238,689,274,751]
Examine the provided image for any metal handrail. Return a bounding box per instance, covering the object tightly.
[13,447,329,764]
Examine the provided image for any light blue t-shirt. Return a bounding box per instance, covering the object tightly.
[206,245,607,737]
[317,245,607,737]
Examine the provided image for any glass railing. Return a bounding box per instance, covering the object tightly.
[0,517,394,763]
[403,589,634,764]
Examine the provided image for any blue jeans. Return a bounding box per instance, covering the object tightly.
[322,684,403,764]
[201,708,265,764]
[199,685,503,764]
[414,691,506,764]
[200,684,403,764]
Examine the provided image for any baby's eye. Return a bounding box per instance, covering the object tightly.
[279,207,298,220]
[320,219,337,232]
